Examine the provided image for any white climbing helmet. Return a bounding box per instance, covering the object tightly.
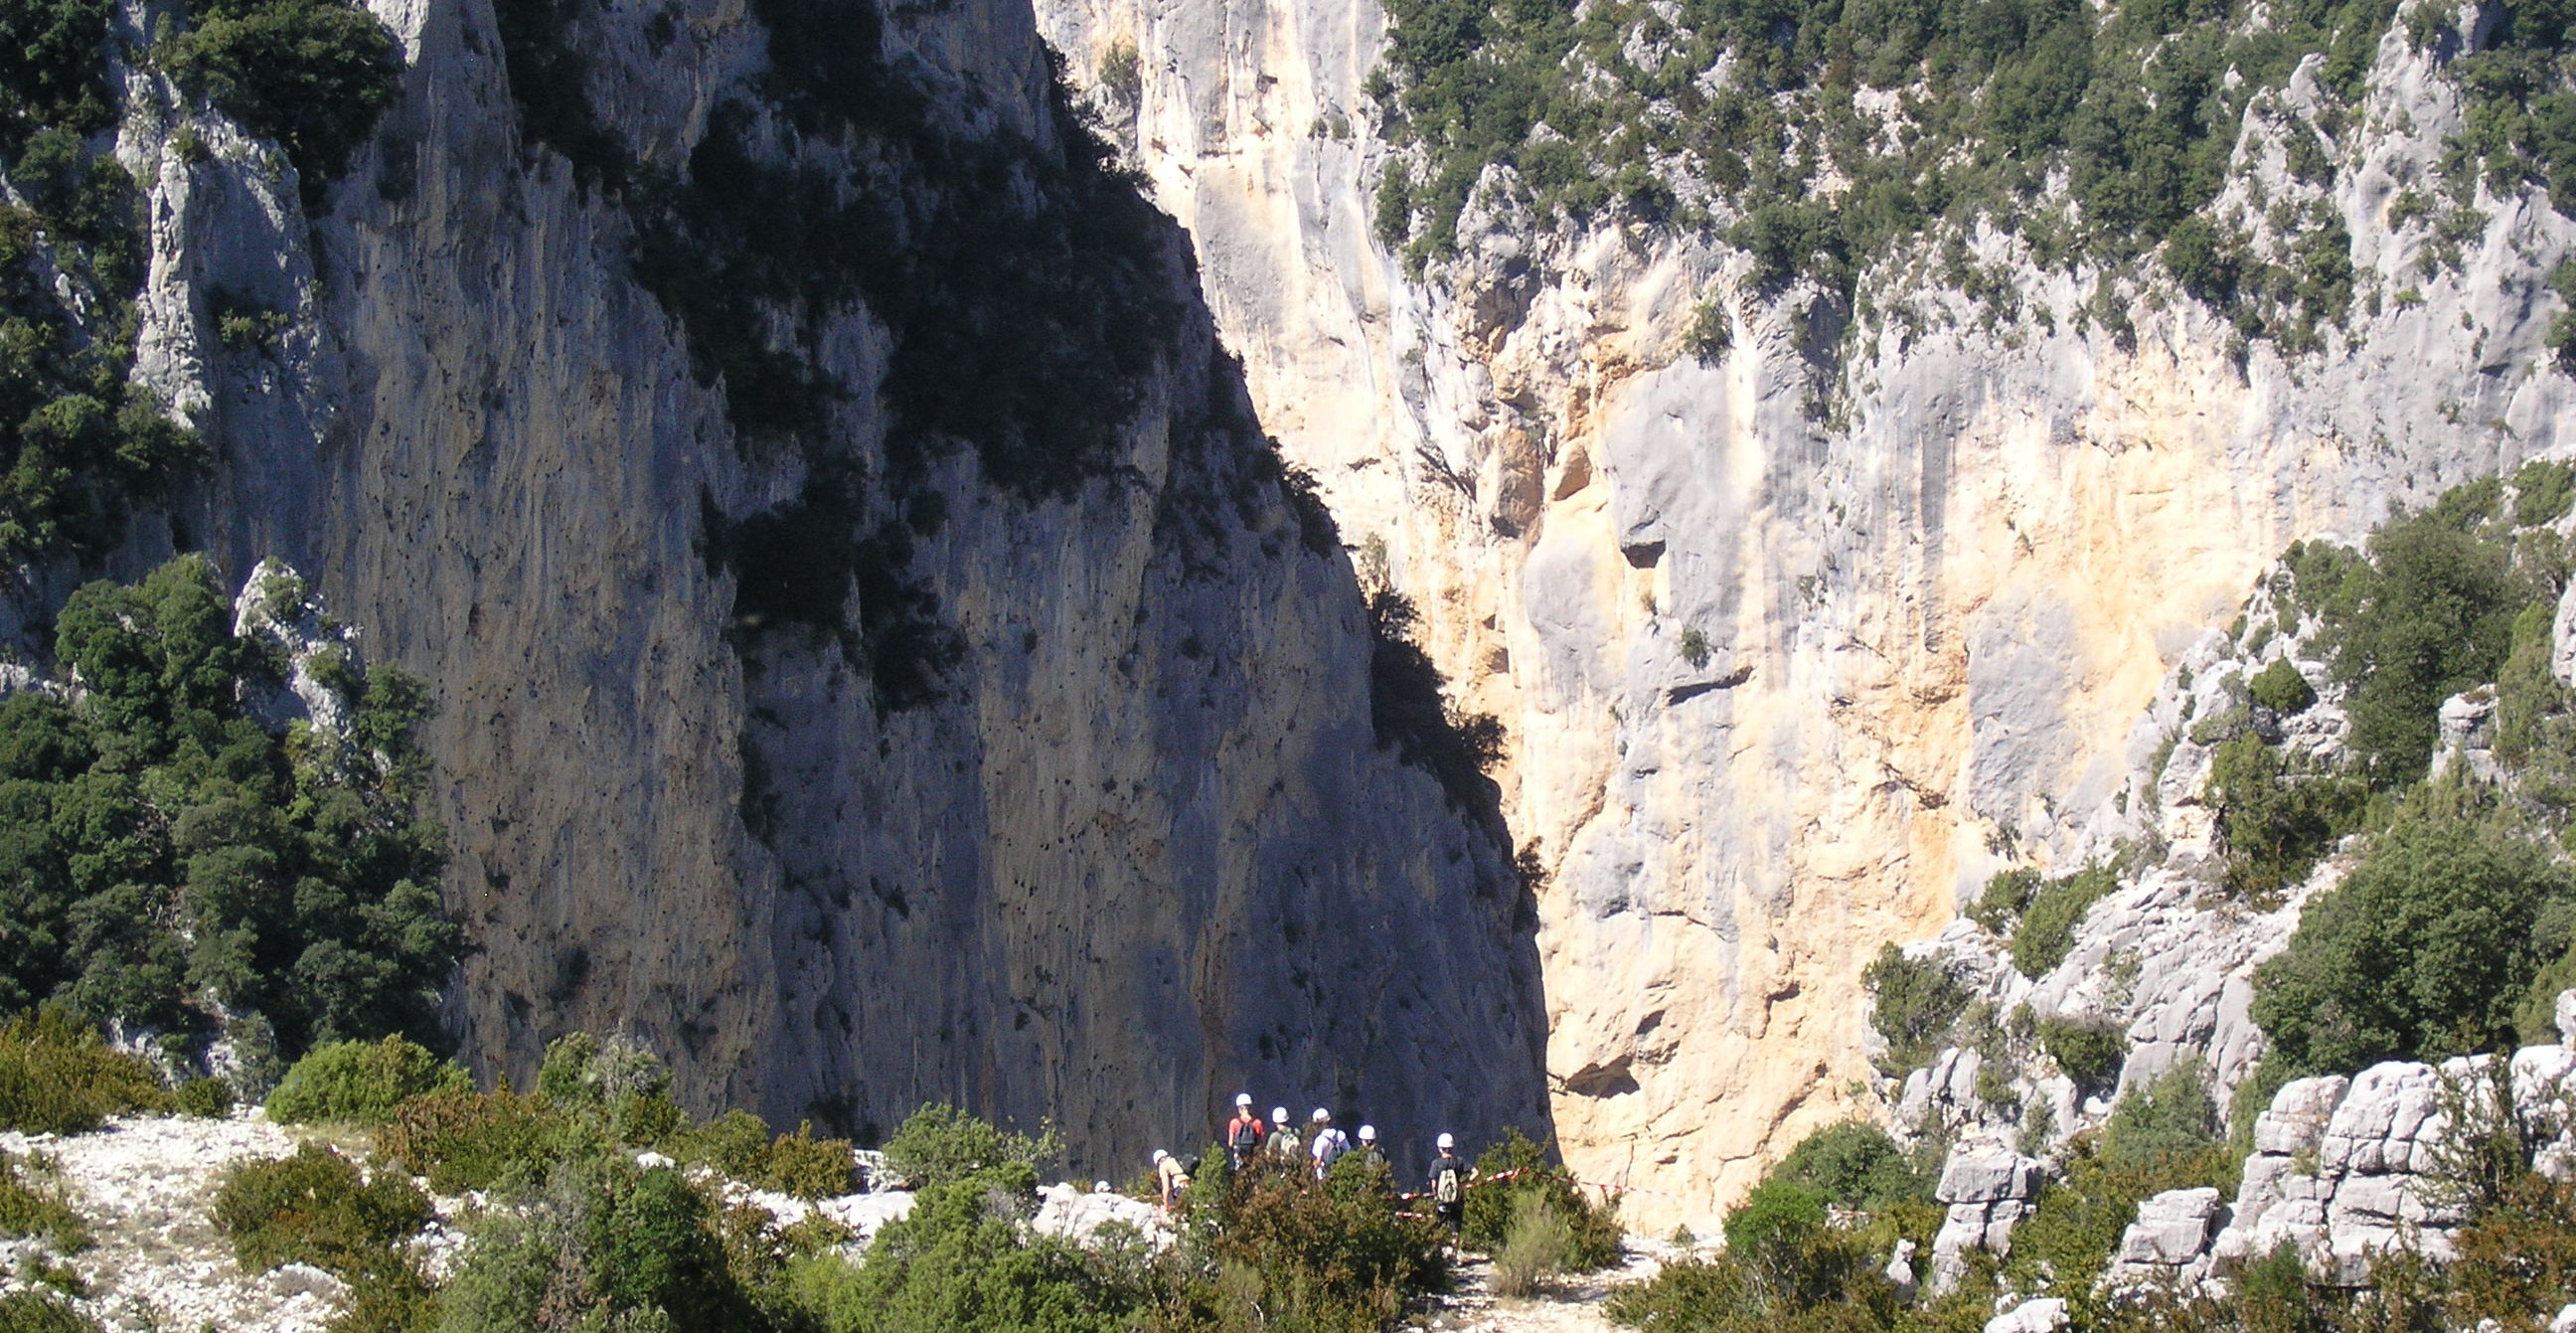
[1437,1132,1454,1150]
[1358,1124,1377,1143]
[1272,1106,1290,1124]
[1312,1107,1331,1123]
[1152,1148,1168,1163]
[1236,1092,1252,1107]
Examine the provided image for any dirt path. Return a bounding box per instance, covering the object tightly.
[1413,1248,1670,1332]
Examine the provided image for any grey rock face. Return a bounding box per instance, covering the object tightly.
[102,0,1554,1180]
[2215,1049,2576,1283]
[1983,1298,2068,1333]
[2427,689,2500,783]
[1932,1150,2045,1293]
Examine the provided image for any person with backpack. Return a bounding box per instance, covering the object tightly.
[1308,1108,1351,1180]
[1268,1106,1301,1162]
[1354,1124,1384,1170]
[1224,1093,1267,1171]
[1427,1132,1474,1258]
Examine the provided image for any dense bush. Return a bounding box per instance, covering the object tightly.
[0,1008,170,1133]
[1760,1122,1929,1212]
[439,1148,753,1333]
[879,1100,1062,1189]
[175,1075,235,1118]
[266,1036,470,1125]
[2036,1018,2129,1096]
[158,0,402,201]
[2098,1063,2222,1170]
[0,1150,85,1250]
[1862,943,1972,1074]
[1608,1186,1905,1333]
[2248,658,2320,714]
[382,1085,582,1195]
[2011,864,2119,978]
[2314,507,2532,787]
[1459,1127,1621,1271]
[0,1293,106,1333]
[211,1142,428,1278]
[0,557,458,1056]
[1969,868,2040,936]
[0,0,117,148]
[1493,1191,1577,1296]
[2253,785,2576,1074]
[2205,734,2369,902]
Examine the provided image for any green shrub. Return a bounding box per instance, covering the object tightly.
[382,1086,583,1195]
[2012,865,2119,979]
[1492,1190,1576,1297]
[157,0,401,199]
[211,1142,428,1278]
[1177,1150,1447,1331]
[2037,1018,2128,1096]
[265,1036,469,1125]
[679,1107,774,1180]
[0,557,456,1052]
[1684,296,1733,364]
[1969,868,2040,936]
[1762,1122,1928,1212]
[2008,1134,2225,1299]
[2100,1063,2221,1170]
[0,1293,105,1333]
[0,1151,85,1250]
[878,1102,1061,1189]
[438,1149,748,1333]
[2253,785,2576,1074]
[2206,735,2370,904]
[1460,1128,1620,1270]
[2326,506,2528,788]
[2248,658,2320,714]
[175,1076,234,1119]
[2494,602,2568,766]
[2515,459,2576,528]
[2516,933,2576,1047]
[1862,943,1971,1074]
[759,1120,855,1199]
[0,1009,170,1133]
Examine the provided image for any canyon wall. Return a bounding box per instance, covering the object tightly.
[88,0,1551,1177]
[1031,0,2576,1226]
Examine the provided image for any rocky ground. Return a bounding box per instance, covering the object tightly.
[1414,1249,1670,1333]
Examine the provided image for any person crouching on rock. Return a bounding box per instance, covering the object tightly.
[1154,1148,1191,1209]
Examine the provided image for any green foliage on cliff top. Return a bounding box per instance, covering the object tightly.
[0,1008,169,1133]
[159,0,402,202]
[1376,0,2423,316]
[266,1036,471,1125]
[0,555,458,1057]
[1862,942,1971,1075]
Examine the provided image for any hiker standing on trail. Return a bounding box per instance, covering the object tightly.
[1153,1148,1191,1209]
[1427,1132,1474,1258]
[1224,1094,1267,1171]
[1354,1124,1384,1171]
[1308,1108,1351,1180]
[1268,1106,1301,1162]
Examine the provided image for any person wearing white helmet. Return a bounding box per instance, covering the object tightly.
[1267,1106,1302,1162]
[1354,1123,1383,1170]
[1153,1147,1191,1209]
[1427,1132,1474,1257]
[1224,1093,1267,1171]
[1308,1107,1351,1180]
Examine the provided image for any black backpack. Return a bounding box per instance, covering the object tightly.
[1230,1117,1263,1151]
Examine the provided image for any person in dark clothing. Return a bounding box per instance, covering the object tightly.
[1426,1132,1474,1259]
[1224,1093,1267,1171]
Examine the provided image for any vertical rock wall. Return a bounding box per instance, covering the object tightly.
[100,0,1551,1179]
[1032,0,2576,1225]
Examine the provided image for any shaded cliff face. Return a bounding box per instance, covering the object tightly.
[109,0,1549,1174]
[1031,0,2576,1225]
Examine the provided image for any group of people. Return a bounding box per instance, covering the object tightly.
[1149,1093,1482,1252]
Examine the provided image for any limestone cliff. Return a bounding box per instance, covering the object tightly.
[1032,0,2576,1227]
[63,0,1552,1175]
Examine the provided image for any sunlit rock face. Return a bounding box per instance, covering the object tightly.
[1033,0,2576,1227]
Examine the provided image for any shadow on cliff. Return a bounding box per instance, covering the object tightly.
[422,0,1558,1173]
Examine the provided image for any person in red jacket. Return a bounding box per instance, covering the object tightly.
[1223,1092,1267,1171]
